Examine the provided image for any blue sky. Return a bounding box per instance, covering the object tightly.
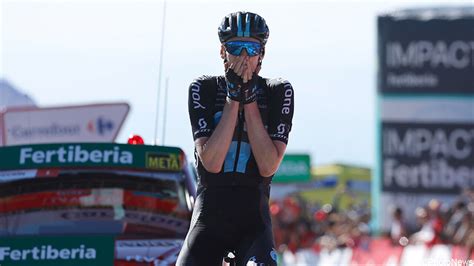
[2,0,472,167]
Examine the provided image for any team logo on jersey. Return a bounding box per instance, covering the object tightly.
[191,81,206,110]
[246,256,266,266]
[246,256,257,266]
[281,83,293,115]
[198,118,207,129]
[270,248,278,262]
[277,123,286,134]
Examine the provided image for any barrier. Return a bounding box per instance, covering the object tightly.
[350,238,403,265]
[280,239,474,266]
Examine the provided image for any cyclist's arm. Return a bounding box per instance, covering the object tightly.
[195,99,239,173]
[244,102,286,177]
[194,57,247,173]
[245,80,294,177]
[189,77,238,173]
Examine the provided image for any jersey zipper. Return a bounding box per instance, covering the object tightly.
[233,108,244,172]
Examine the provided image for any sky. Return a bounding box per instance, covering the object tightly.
[1,0,472,168]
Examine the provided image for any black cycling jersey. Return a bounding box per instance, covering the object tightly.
[188,75,294,187]
[177,75,294,266]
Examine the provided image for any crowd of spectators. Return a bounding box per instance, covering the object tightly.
[270,192,371,254]
[269,188,474,256]
[391,189,474,252]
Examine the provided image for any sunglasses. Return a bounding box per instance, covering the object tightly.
[224,41,262,57]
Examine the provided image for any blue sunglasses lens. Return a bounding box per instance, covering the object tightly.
[225,41,262,56]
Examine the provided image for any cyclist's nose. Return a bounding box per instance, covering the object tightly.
[240,48,248,56]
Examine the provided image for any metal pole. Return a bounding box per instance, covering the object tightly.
[162,77,169,145]
[153,0,167,145]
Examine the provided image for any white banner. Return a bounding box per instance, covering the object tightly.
[0,169,37,182]
[115,239,182,261]
[381,98,474,123]
[0,103,129,146]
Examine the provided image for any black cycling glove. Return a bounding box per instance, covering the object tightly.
[241,73,258,104]
[225,68,258,104]
[225,68,242,102]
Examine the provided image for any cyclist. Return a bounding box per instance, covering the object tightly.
[177,11,294,266]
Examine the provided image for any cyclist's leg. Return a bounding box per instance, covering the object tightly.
[176,223,227,266]
[176,186,229,266]
[234,185,277,265]
[234,225,278,266]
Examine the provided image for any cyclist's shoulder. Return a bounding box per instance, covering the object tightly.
[190,75,222,85]
[261,77,293,93]
[189,75,222,93]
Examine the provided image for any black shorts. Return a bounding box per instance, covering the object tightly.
[176,184,278,266]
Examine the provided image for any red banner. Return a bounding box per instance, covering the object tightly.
[0,189,178,214]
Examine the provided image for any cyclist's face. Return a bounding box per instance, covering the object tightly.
[221,37,263,74]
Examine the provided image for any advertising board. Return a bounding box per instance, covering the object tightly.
[0,103,129,146]
[0,236,114,266]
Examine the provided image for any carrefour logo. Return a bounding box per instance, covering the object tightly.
[87,117,115,136]
[0,245,96,262]
[19,145,133,165]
